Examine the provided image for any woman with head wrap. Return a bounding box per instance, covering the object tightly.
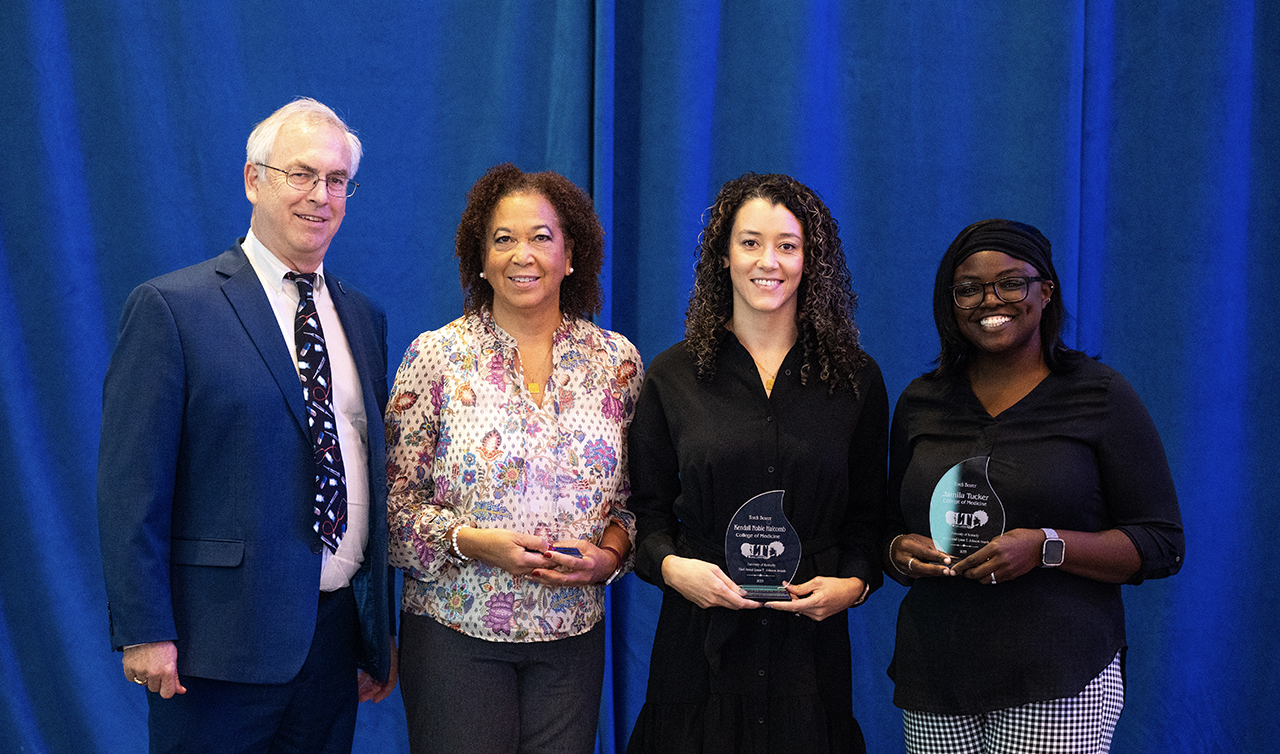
[626,173,888,753]
[883,219,1185,753]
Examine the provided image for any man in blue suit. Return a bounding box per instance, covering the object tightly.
[98,97,396,753]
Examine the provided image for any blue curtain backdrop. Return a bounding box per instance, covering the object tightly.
[1,1,1275,751]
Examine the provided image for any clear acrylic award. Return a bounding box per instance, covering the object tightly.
[725,490,801,601]
[929,456,1006,559]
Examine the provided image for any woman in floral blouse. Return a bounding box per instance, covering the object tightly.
[385,164,643,754]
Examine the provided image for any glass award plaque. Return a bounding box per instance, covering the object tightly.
[725,490,800,601]
[929,456,1005,559]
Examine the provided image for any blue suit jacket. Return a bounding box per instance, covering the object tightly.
[97,241,393,684]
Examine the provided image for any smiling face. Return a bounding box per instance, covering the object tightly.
[724,197,805,322]
[952,250,1053,364]
[244,118,352,271]
[483,191,573,326]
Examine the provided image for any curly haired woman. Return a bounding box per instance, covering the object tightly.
[385,164,643,754]
[626,173,888,754]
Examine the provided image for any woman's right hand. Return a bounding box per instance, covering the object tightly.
[660,555,761,610]
[455,526,553,576]
[889,533,956,578]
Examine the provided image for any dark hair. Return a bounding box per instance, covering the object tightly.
[928,218,1076,379]
[456,163,604,319]
[684,173,866,392]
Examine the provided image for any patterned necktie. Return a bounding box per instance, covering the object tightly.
[285,272,347,553]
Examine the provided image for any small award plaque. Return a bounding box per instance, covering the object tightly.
[929,456,1006,559]
[724,490,801,601]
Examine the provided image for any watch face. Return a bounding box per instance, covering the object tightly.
[1042,538,1065,567]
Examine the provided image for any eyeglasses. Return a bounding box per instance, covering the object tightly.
[950,276,1050,309]
[256,163,359,198]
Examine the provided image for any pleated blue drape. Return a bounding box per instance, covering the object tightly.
[2,1,1275,752]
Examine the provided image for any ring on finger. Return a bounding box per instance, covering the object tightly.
[990,573,997,585]
[907,557,916,572]
[133,677,147,685]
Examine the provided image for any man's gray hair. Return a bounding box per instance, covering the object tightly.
[245,97,362,181]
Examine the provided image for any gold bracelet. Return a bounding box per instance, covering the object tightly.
[888,534,912,577]
[851,579,872,607]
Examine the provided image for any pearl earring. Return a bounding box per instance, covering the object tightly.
[479,272,486,279]
[568,267,574,275]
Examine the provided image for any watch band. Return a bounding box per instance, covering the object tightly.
[1040,527,1065,568]
[598,544,626,585]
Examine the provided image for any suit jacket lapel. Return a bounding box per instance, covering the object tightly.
[328,275,384,438]
[215,242,309,434]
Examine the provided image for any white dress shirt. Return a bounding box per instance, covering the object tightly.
[242,231,370,590]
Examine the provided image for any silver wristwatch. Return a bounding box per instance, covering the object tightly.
[1041,527,1065,567]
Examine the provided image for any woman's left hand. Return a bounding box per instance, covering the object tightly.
[765,576,867,621]
[952,528,1044,585]
[528,539,618,587]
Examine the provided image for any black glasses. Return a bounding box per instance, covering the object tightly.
[256,163,359,198]
[951,276,1049,309]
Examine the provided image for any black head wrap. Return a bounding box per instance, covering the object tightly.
[930,218,1076,378]
[942,218,1056,280]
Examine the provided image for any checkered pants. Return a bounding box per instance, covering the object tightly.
[902,650,1125,754]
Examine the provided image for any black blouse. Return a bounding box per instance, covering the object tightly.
[631,334,888,591]
[886,356,1184,714]
[626,335,888,754]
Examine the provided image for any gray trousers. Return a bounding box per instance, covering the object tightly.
[399,611,605,754]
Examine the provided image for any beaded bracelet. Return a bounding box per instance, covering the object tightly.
[450,524,472,561]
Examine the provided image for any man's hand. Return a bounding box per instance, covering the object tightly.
[122,641,186,698]
[358,636,399,703]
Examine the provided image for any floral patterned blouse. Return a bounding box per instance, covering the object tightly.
[385,311,643,642]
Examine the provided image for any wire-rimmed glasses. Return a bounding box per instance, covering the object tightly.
[256,163,359,198]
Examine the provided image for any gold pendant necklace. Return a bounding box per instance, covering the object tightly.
[516,348,552,397]
[753,360,777,390]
